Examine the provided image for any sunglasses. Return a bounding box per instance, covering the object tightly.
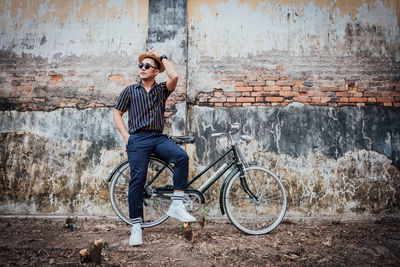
[138,63,158,70]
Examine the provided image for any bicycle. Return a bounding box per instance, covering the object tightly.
[107,123,287,235]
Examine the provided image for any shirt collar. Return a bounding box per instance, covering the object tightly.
[138,80,158,90]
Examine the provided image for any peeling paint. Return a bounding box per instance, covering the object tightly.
[0,0,148,59]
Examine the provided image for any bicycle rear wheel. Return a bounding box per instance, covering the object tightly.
[109,157,174,228]
[223,165,287,235]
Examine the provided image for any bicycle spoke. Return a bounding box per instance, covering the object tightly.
[110,158,173,228]
[224,166,287,235]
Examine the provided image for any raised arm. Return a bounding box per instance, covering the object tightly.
[147,50,178,92]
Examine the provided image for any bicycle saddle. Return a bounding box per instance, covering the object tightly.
[170,135,195,144]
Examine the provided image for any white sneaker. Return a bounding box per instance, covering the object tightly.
[129,224,143,246]
[167,201,196,222]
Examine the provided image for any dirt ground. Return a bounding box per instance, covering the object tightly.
[0,215,399,266]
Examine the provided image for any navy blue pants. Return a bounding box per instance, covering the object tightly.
[126,131,189,219]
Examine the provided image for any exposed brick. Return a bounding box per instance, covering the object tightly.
[209,97,227,103]
[336,92,354,97]
[89,86,95,91]
[215,103,224,107]
[265,97,283,102]
[225,92,241,97]
[51,75,63,82]
[235,86,253,92]
[251,92,266,97]
[276,80,296,86]
[367,97,377,103]
[226,97,236,102]
[242,103,252,107]
[255,96,264,102]
[281,86,292,91]
[377,97,395,103]
[280,91,297,97]
[224,102,242,107]
[339,98,349,102]
[248,81,265,86]
[320,97,331,103]
[263,86,280,91]
[383,103,393,107]
[237,97,255,102]
[108,74,124,80]
[241,92,251,96]
[349,97,367,103]
[254,86,263,92]
[235,81,244,87]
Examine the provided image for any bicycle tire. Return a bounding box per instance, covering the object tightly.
[223,165,287,235]
[109,157,174,228]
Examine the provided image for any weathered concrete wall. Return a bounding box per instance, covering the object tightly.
[188,105,400,216]
[0,0,399,218]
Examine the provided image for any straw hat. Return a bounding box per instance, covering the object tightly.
[138,54,165,73]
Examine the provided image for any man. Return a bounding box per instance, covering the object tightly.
[113,50,196,246]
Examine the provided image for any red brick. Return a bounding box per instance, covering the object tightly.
[254,86,263,92]
[281,86,292,91]
[280,91,297,97]
[383,103,393,107]
[237,97,255,102]
[108,74,124,80]
[265,97,283,102]
[51,75,63,82]
[242,92,251,97]
[235,86,253,92]
[235,81,244,87]
[215,103,224,107]
[225,92,240,97]
[255,97,264,102]
[377,97,395,103]
[248,81,265,86]
[320,97,331,103]
[263,86,280,91]
[367,97,376,103]
[251,92,265,97]
[226,97,236,102]
[336,92,354,97]
[224,103,242,107]
[339,98,349,102]
[276,80,296,86]
[349,97,367,103]
[321,87,337,92]
[242,103,252,107]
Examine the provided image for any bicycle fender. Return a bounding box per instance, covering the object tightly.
[107,159,128,182]
[219,161,258,215]
[219,168,240,215]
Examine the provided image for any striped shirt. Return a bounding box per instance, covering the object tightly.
[115,81,171,134]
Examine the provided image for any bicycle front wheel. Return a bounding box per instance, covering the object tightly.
[223,166,287,235]
[109,157,174,228]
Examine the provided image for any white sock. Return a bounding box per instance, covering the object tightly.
[171,191,184,205]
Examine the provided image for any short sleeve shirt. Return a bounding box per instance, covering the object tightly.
[115,81,171,134]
